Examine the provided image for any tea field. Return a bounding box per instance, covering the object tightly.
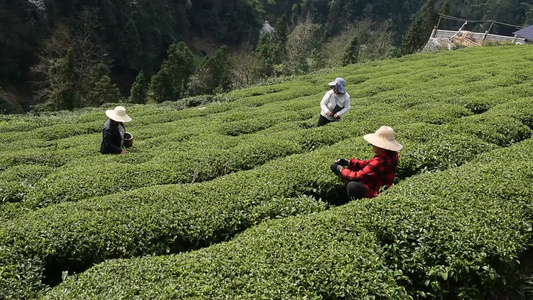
[1,45,533,299]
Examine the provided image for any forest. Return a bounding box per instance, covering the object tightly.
[0,0,532,112]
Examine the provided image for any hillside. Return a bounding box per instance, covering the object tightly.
[1,45,533,299]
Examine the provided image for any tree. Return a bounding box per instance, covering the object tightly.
[48,49,79,111]
[273,14,289,58]
[84,64,122,107]
[190,45,232,95]
[324,19,372,67]
[129,71,149,104]
[31,15,110,106]
[285,15,324,74]
[420,0,438,35]
[149,42,194,103]
[341,36,359,66]
[440,0,451,29]
[401,0,438,54]
[401,13,423,55]
[0,0,48,82]
[363,19,395,61]
[119,19,144,71]
[230,40,261,89]
[256,14,289,77]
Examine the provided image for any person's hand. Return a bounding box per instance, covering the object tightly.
[121,149,130,154]
[330,163,342,175]
[334,113,340,119]
[335,158,349,166]
[326,111,333,116]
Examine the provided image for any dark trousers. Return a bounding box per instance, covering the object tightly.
[330,181,367,206]
[317,115,334,127]
[346,181,367,201]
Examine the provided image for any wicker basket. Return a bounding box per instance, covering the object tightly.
[124,132,133,148]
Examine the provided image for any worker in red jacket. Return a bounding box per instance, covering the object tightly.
[330,126,402,201]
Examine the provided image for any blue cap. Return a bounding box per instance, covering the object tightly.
[328,77,346,93]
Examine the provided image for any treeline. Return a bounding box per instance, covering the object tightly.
[0,0,532,111]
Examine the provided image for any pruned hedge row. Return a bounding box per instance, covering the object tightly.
[1,46,533,299]
[23,137,302,208]
[42,138,533,299]
[366,144,533,298]
[0,119,523,298]
[14,99,513,214]
[42,208,408,300]
[0,165,52,205]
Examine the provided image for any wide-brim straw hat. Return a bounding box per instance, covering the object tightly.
[363,126,403,152]
[106,106,132,123]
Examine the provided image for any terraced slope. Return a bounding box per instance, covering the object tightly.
[1,45,532,299]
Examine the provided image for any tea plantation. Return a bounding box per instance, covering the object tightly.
[1,46,533,299]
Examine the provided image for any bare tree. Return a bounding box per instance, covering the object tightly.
[285,14,325,74]
[31,11,110,105]
[229,39,260,89]
[324,18,372,67]
[359,20,395,61]
[372,20,394,58]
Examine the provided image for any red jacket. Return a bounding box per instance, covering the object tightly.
[339,151,398,198]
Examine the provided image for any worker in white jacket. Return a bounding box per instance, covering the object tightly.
[317,77,351,127]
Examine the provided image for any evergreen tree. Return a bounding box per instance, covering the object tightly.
[192,45,232,95]
[525,3,533,26]
[129,71,149,104]
[273,14,289,60]
[256,34,276,77]
[85,75,123,107]
[48,49,80,111]
[120,18,144,71]
[256,15,289,77]
[401,14,423,55]
[420,0,438,34]
[83,63,122,107]
[401,0,437,54]
[440,0,451,29]
[341,36,359,66]
[149,42,194,103]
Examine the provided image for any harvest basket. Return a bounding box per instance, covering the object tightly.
[124,132,133,148]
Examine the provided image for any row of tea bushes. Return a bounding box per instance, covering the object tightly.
[2,93,530,217]
[1,136,303,220]
[445,114,531,147]
[16,100,497,212]
[42,138,533,299]
[1,46,532,299]
[43,207,408,299]
[0,121,521,298]
[228,79,324,108]
[366,142,533,298]
[0,165,52,205]
[0,168,332,299]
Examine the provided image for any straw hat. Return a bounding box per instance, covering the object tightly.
[363,126,402,151]
[106,106,132,123]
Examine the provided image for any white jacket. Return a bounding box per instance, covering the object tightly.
[320,90,351,121]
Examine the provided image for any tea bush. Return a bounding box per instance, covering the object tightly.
[0,165,52,204]
[22,137,303,210]
[1,45,533,299]
[445,114,531,146]
[43,207,407,300]
[41,139,533,299]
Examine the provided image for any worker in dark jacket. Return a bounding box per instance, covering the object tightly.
[100,106,132,154]
[330,126,402,202]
